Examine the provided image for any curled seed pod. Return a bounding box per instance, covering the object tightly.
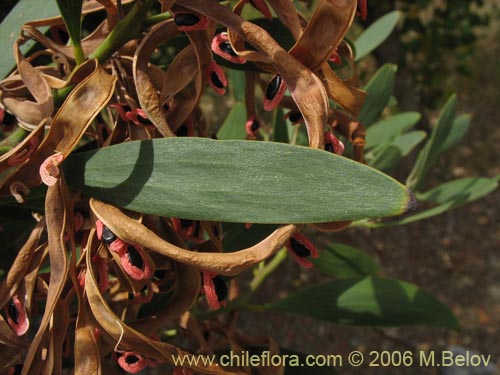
[39,152,64,186]
[117,352,148,374]
[174,12,209,31]
[205,61,227,95]
[245,116,260,137]
[263,75,287,111]
[211,32,246,64]
[96,219,117,244]
[324,131,345,156]
[285,233,318,268]
[4,295,29,336]
[203,271,227,309]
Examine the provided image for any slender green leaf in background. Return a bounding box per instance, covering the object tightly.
[357,64,397,127]
[266,277,460,329]
[56,0,84,63]
[63,138,414,223]
[366,112,421,149]
[406,95,457,190]
[227,70,246,102]
[354,11,401,61]
[216,101,247,140]
[369,131,427,171]
[387,176,499,226]
[311,243,379,278]
[272,107,289,143]
[0,0,60,79]
[440,114,471,153]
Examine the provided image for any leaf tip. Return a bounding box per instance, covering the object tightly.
[406,189,418,212]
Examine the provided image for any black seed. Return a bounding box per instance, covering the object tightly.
[210,71,225,89]
[288,112,302,122]
[122,104,132,113]
[8,300,19,325]
[289,237,311,257]
[125,354,140,364]
[101,225,117,244]
[174,13,200,27]
[2,112,16,125]
[213,276,228,302]
[176,124,189,137]
[218,41,238,57]
[162,102,170,111]
[180,219,192,229]
[127,246,144,270]
[325,142,335,153]
[136,115,153,126]
[250,120,260,132]
[265,75,282,100]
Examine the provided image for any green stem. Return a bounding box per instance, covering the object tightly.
[250,247,287,292]
[72,40,86,65]
[0,127,29,155]
[144,11,172,26]
[89,0,156,63]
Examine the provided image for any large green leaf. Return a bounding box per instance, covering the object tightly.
[63,138,414,223]
[406,95,457,190]
[366,112,421,149]
[0,0,60,79]
[56,0,82,43]
[354,11,401,61]
[311,243,379,278]
[387,176,499,226]
[357,64,397,127]
[265,277,459,329]
[216,102,247,140]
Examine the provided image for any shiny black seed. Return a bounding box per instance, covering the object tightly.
[101,226,117,244]
[218,41,238,57]
[8,300,19,325]
[213,276,228,302]
[288,112,302,122]
[162,102,170,111]
[210,72,225,89]
[127,246,144,270]
[122,104,132,113]
[265,75,282,100]
[325,142,335,153]
[250,120,260,132]
[174,13,200,27]
[125,355,140,364]
[176,124,189,137]
[2,112,16,125]
[289,237,311,257]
